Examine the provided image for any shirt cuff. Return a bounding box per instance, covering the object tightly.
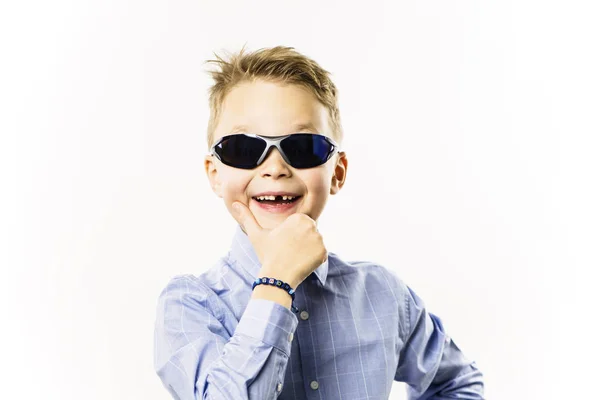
[235,298,299,356]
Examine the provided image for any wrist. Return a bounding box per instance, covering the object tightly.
[251,284,293,309]
[257,267,299,290]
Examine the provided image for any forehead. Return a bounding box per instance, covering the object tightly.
[214,80,331,140]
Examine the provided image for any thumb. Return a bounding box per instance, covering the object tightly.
[232,202,262,238]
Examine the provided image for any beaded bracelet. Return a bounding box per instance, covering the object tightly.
[252,277,299,313]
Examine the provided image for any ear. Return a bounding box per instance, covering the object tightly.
[330,151,348,195]
[205,155,224,198]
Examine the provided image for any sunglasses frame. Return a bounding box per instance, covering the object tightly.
[208,133,342,169]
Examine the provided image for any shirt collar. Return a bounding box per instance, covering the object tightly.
[229,223,329,286]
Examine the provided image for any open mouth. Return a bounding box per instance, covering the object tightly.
[252,195,302,205]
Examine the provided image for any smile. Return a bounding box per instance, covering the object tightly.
[251,195,302,213]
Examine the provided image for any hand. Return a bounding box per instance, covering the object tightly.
[231,202,328,289]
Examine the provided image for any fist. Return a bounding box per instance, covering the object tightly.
[232,202,328,289]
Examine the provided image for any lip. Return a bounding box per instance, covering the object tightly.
[251,195,303,214]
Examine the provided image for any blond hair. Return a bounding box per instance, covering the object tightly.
[204,45,343,149]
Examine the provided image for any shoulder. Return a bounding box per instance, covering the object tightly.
[159,274,205,296]
[156,258,230,318]
[329,253,410,299]
[157,274,211,310]
[332,253,406,285]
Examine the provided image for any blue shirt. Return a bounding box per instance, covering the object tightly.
[154,224,484,399]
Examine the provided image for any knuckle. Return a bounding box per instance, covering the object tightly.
[300,214,316,227]
[289,213,304,223]
[291,214,314,229]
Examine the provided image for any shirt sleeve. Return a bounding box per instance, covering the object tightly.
[154,275,298,400]
[394,285,485,399]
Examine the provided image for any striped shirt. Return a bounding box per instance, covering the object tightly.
[154,224,484,399]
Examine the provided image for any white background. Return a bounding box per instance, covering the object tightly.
[2,1,599,399]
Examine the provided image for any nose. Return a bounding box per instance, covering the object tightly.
[259,146,292,178]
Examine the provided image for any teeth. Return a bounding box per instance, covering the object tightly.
[255,195,298,201]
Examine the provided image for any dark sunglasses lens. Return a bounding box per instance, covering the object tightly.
[215,135,266,169]
[280,134,334,168]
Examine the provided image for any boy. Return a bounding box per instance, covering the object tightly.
[154,46,484,399]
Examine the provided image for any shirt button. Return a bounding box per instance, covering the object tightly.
[310,380,319,390]
[288,332,294,342]
[277,382,283,392]
[300,310,309,320]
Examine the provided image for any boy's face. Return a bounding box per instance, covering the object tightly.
[205,79,348,230]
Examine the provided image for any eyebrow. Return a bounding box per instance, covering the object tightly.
[229,123,319,134]
[290,123,318,132]
[229,125,250,134]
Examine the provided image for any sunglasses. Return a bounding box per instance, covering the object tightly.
[209,133,342,169]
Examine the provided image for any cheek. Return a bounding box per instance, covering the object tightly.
[302,169,331,194]
[219,169,252,200]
